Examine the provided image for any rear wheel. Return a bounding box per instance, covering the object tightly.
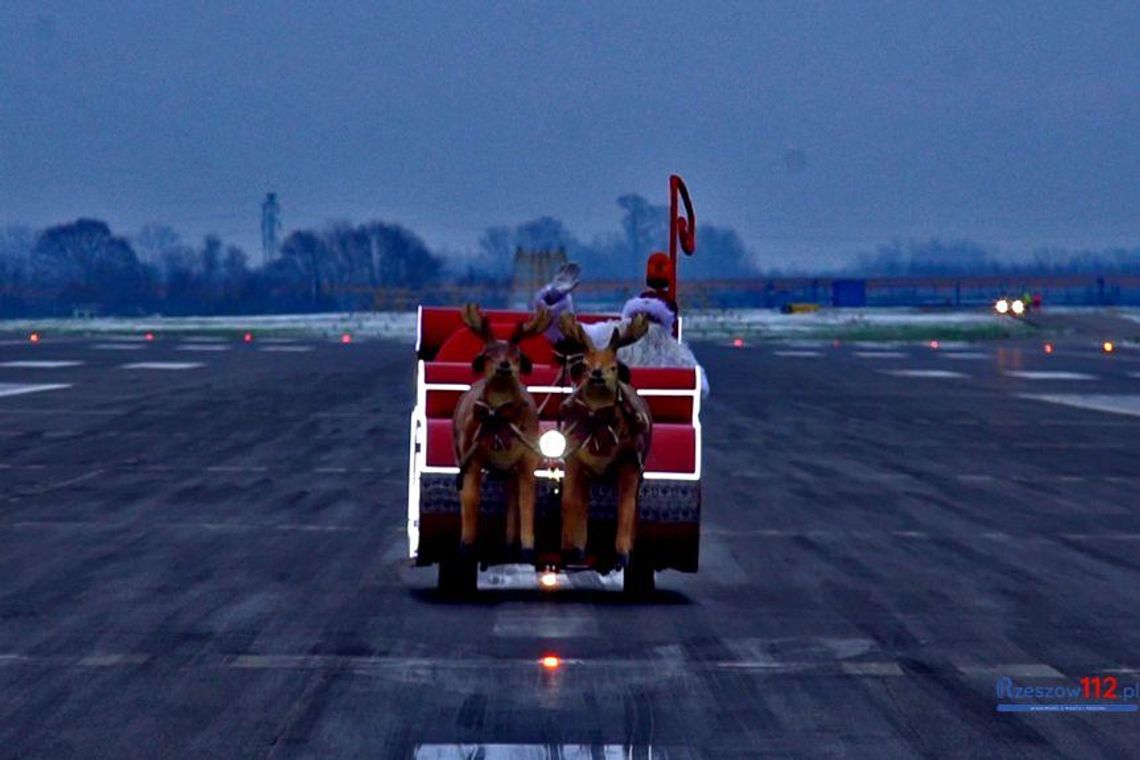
[622,557,656,597]
[438,557,477,596]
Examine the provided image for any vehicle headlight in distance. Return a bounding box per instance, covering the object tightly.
[995,298,1010,314]
[539,430,567,459]
[1010,299,1025,316]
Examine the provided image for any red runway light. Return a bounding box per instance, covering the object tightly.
[243,332,253,343]
[144,332,155,342]
[1044,343,1053,354]
[541,655,561,670]
[341,333,352,344]
[28,332,40,343]
[732,338,743,348]
[929,340,940,350]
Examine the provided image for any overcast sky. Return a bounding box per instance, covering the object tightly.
[1,1,1137,267]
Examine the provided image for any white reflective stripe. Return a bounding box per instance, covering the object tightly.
[422,383,699,396]
[415,305,423,355]
[420,465,697,481]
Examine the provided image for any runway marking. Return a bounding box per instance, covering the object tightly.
[855,351,907,359]
[0,361,84,368]
[0,383,72,398]
[176,344,230,352]
[957,663,1065,678]
[493,609,600,638]
[93,343,145,350]
[259,345,314,352]
[840,662,905,676]
[1019,393,1140,418]
[940,352,988,360]
[206,465,267,472]
[78,654,150,667]
[1005,371,1096,380]
[885,369,967,378]
[413,746,665,759]
[1060,533,1140,541]
[773,350,822,357]
[312,466,348,473]
[121,362,204,370]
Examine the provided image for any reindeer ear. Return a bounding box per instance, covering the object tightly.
[472,353,487,374]
[617,361,632,384]
[518,352,533,374]
[607,327,621,351]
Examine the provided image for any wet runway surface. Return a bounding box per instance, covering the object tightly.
[1,335,1139,758]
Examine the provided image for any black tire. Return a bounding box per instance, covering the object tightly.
[438,557,477,596]
[622,558,656,597]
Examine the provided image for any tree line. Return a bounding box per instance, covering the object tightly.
[0,197,1135,317]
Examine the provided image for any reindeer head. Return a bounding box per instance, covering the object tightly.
[461,303,552,384]
[558,312,649,400]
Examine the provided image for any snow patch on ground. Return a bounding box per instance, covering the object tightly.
[2,307,1021,343]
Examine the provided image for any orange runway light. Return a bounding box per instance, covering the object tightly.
[1043,343,1054,354]
[28,332,40,343]
[1103,341,1115,354]
[541,655,561,670]
[732,337,743,348]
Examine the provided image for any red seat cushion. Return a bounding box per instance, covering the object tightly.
[436,323,554,365]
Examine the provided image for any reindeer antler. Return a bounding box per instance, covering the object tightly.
[460,303,494,343]
[558,312,594,353]
[510,307,553,345]
[607,312,649,351]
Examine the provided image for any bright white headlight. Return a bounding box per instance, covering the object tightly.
[1010,299,1025,315]
[995,298,1010,314]
[539,430,567,459]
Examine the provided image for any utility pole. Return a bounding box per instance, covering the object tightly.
[261,192,281,265]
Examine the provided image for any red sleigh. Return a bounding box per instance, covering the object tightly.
[406,175,700,594]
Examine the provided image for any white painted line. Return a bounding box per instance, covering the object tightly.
[855,351,907,359]
[773,350,822,357]
[886,369,967,378]
[840,661,905,677]
[0,383,72,398]
[957,663,1065,678]
[1019,393,1140,418]
[1005,371,1096,380]
[259,345,314,353]
[0,361,84,368]
[121,362,204,370]
[414,745,655,759]
[93,343,145,350]
[78,654,150,667]
[940,352,988,360]
[181,337,227,343]
[176,344,230,352]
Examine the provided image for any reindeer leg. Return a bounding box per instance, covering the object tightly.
[459,464,483,556]
[504,475,519,555]
[560,457,588,564]
[517,455,537,564]
[614,460,640,567]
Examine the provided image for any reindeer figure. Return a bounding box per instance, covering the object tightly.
[453,304,552,562]
[557,312,652,568]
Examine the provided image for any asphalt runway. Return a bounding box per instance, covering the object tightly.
[1,333,1139,758]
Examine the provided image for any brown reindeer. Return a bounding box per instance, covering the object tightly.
[556,312,652,568]
[452,304,552,562]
